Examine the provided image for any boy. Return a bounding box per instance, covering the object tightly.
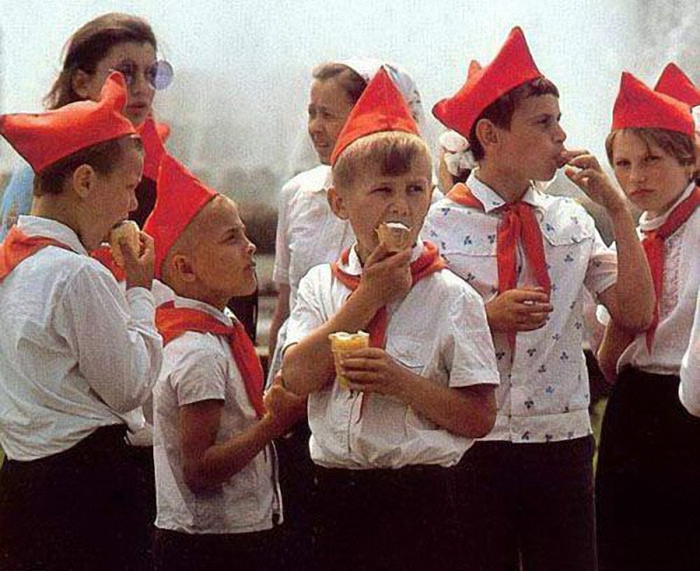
[425,27,655,570]
[282,68,501,571]
[0,73,162,571]
[144,152,304,571]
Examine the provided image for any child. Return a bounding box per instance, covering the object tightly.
[0,73,162,571]
[595,66,700,571]
[144,152,305,571]
[282,67,500,571]
[424,27,655,571]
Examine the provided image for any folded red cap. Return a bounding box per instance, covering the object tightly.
[330,66,419,166]
[432,27,543,139]
[143,153,218,277]
[612,71,694,136]
[137,117,169,181]
[0,72,136,173]
[654,63,700,108]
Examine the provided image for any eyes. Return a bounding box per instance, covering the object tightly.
[370,184,426,195]
[614,155,663,169]
[308,106,336,121]
[111,60,173,91]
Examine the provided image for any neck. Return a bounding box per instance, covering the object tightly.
[31,196,92,248]
[476,161,531,203]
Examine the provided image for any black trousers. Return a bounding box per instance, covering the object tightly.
[274,420,318,571]
[596,368,700,571]
[0,424,151,571]
[314,464,460,571]
[455,437,597,571]
[153,526,282,571]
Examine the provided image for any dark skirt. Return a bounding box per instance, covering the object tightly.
[0,424,151,571]
[596,367,700,571]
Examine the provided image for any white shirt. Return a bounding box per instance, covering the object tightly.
[153,295,280,534]
[617,183,700,375]
[0,216,162,461]
[423,171,618,443]
[285,242,500,469]
[273,165,354,310]
[680,289,700,417]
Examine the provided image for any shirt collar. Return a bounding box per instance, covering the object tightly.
[467,169,547,213]
[340,241,425,277]
[16,215,89,256]
[310,165,334,194]
[638,182,696,232]
[169,293,233,327]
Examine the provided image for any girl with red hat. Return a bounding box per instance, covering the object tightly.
[595,66,700,571]
[0,74,163,571]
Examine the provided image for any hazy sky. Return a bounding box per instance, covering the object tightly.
[0,0,697,179]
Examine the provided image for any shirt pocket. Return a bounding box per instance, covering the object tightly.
[386,336,430,377]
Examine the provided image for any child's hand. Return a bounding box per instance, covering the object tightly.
[485,287,553,332]
[263,377,307,436]
[563,151,627,213]
[358,244,412,307]
[123,231,155,290]
[338,347,411,398]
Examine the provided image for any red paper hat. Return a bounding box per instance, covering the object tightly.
[143,154,218,277]
[330,66,419,165]
[0,72,135,173]
[432,27,543,138]
[654,63,700,108]
[612,72,694,136]
[137,117,169,181]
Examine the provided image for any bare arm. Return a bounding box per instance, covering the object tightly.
[341,348,496,437]
[565,152,654,333]
[596,320,635,384]
[268,283,291,359]
[180,383,305,494]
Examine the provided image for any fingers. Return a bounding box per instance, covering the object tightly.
[509,289,551,304]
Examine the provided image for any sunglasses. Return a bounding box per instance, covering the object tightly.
[111,60,174,91]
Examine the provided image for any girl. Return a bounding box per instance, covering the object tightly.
[595,68,700,571]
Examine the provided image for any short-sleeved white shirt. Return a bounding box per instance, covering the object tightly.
[153,295,280,534]
[284,242,500,469]
[273,165,354,310]
[680,288,700,417]
[617,183,700,375]
[423,171,618,443]
[0,216,162,461]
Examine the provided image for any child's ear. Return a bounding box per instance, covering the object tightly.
[71,164,97,199]
[171,254,197,283]
[327,187,349,220]
[475,118,499,153]
[71,69,93,100]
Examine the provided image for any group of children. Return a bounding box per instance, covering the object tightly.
[0,18,699,571]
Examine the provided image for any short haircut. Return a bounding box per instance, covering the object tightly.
[33,135,143,197]
[469,77,560,161]
[332,131,432,191]
[605,127,696,169]
[312,63,368,105]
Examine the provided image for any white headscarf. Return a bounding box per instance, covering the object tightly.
[339,57,426,131]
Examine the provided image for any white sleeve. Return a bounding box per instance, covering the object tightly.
[680,291,700,417]
[60,265,163,413]
[272,181,297,287]
[284,267,329,350]
[445,285,501,388]
[584,227,618,301]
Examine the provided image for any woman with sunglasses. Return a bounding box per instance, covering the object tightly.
[0,12,173,239]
